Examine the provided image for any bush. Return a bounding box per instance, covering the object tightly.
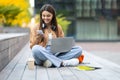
[57,14,71,36]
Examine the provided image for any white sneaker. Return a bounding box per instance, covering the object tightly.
[62,58,79,67]
[43,60,52,68]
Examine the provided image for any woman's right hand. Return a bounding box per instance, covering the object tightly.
[37,30,44,35]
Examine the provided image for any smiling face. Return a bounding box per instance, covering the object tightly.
[40,4,57,30]
[42,11,53,25]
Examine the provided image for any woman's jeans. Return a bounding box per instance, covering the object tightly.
[32,45,82,67]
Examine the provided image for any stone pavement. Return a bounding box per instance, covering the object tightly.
[76,42,120,65]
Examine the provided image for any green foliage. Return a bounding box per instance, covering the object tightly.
[0,5,22,26]
[0,5,21,16]
[57,14,71,35]
[0,0,31,27]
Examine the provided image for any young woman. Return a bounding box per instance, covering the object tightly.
[30,4,84,68]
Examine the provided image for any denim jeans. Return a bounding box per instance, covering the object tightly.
[32,45,82,67]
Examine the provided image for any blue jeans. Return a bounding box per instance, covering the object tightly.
[32,45,82,67]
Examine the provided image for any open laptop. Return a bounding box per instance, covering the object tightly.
[50,37,75,55]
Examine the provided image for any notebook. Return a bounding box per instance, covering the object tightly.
[50,37,75,54]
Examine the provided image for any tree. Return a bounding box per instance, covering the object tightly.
[0,5,22,26]
[0,0,31,27]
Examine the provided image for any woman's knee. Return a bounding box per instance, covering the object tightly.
[32,45,39,52]
[76,46,83,54]
[32,45,41,57]
[31,45,47,61]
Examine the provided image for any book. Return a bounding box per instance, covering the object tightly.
[75,65,101,71]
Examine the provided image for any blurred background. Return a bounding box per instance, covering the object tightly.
[0,0,120,41]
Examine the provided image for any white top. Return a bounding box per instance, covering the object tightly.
[47,33,52,45]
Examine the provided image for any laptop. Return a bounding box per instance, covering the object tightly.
[50,37,75,54]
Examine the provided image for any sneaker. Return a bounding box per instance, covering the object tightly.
[43,60,52,68]
[78,54,84,63]
[62,58,79,67]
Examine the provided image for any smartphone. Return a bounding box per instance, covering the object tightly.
[37,30,44,35]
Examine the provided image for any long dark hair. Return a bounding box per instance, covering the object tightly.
[39,4,59,36]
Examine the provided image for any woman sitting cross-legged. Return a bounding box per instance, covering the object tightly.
[30,4,84,68]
